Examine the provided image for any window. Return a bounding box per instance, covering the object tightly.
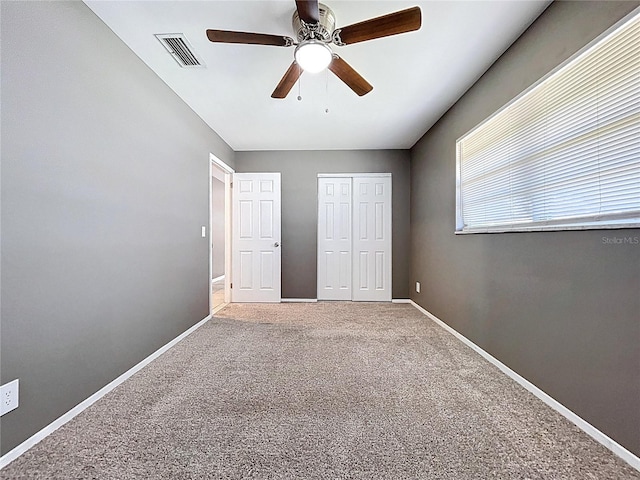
[456,10,640,233]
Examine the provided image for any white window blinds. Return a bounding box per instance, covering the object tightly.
[456,11,640,233]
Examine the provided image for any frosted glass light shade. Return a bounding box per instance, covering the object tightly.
[295,40,332,73]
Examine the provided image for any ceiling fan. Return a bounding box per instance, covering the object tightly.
[206,1,422,99]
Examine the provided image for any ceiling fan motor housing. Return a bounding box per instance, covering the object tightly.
[292,3,336,42]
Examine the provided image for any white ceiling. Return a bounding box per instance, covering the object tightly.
[84,0,550,151]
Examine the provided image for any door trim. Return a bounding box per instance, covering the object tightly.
[318,173,392,178]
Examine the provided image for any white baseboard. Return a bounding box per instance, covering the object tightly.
[281,299,411,304]
[211,275,225,284]
[0,314,213,470]
[282,299,412,304]
[410,300,640,472]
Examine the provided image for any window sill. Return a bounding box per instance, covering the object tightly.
[455,222,640,234]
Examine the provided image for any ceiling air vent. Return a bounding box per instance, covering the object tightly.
[155,33,205,68]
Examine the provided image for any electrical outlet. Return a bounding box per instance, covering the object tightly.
[416,281,421,293]
[0,379,19,416]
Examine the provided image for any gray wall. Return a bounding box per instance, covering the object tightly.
[211,176,226,279]
[0,1,234,455]
[410,1,640,456]
[235,150,411,299]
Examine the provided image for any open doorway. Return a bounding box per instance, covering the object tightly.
[209,154,234,313]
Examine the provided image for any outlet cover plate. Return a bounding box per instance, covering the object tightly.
[0,379,19,415]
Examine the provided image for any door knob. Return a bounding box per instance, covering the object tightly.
[274,242,280,247]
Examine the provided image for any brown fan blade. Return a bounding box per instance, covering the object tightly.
[296,0,319,24]
[271,62,303,99]
[333,6,421,45]
[206,29,294,47]
[328,56,373,97]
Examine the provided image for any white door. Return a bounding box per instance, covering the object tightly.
[232,173,281,302]
[317,177,352,300]
[317,174,392,302]
[352,176,392,301]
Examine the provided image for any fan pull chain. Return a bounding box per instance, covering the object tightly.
[324,68,330,114]
[297,76,302,101]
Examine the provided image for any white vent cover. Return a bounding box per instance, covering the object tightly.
[155,33,205,68]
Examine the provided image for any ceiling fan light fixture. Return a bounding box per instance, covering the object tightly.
[294,40,332,73]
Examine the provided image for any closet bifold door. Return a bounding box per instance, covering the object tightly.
[317,174,392,302]
[352,176,392,301]
[317,177,353,300]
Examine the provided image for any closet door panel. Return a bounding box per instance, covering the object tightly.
[352,176,392,301]
[317,177,352,300]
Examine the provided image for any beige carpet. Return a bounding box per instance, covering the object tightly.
[2,302,638,479]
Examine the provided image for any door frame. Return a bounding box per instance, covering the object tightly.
[209,153,234,312]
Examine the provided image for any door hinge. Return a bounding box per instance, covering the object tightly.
[230,283,233,288]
